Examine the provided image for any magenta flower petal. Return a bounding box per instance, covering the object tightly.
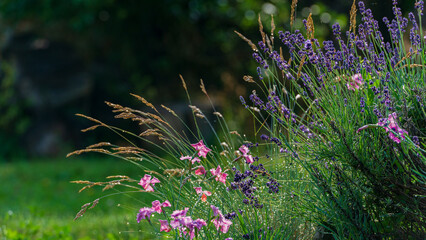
[347,73,363,91]
[191,157,201,164]
[151,177,160,184]
[170,219,180,229]
[180,155,192,161]
[171,208,189,219]
[162,200,171,208]
[193,218,207,230]
[138,174,151,189]
[210,165,222,176]
[159,220,172,232]
[137,207,154,223]
[220,218,233,233]
[239,145,250,155]
[352,73,363,85]
[180,216,193,227]
[210,165,227,184]
[210,205,232,233]
[239,145,254,164]
[245,155,254,164]
[151,200,162,213]
[211,205,221,217]
[218,173,228,184]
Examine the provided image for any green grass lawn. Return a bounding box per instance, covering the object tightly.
[0,157,161,239]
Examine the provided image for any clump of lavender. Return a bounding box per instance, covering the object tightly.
[239,0,426,238]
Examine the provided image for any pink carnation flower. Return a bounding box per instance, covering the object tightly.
[194,187,212,202]
[347,73,363,91]
[138,174,160,192]
[378,112,408,143]
[151,200,171,213]
[239,145,254,164]
[137,207,155,223]
[210,165,228,184]
[357,112,408,144]
[210,205,232,233]
[169,208,206,239]
[191,140,212,158]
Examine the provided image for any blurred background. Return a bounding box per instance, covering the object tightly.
[0,0,416,239]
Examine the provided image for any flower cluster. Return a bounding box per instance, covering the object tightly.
[138,174,160,192]
[169,208,207,239]
[194,187,211,202]
[211,205,233,233]
[210,165,228,184]
[239,145,254,164]
[229,163,272,209]
[136,200,171,223]
[180,140,212,177]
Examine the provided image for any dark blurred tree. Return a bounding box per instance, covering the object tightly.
[0,0,347,101]
[0,0,414,158]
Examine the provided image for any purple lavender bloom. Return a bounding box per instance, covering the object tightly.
[332,23,341,38]
[415,0,424,15]
[373,107,383,118]
[412,136,420,146]
[360,97,365,113]
[256,67,263,80]
[358,1,366,15]
[250,92,265,109]
[258,41,269,53]
[260,134,269,140]
[240,96,247,107]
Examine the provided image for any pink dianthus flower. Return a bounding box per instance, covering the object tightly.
[239,145,254,164]
[137,207,155,223]
[210,205,232,233]
[210,165,228,184]
[378,112,408,143]
[194,187,212,202]
[191,140,212,158]
[138,174,160,192]
[151,200,171,213]
[159,220,172,232]
[347,73,363,91]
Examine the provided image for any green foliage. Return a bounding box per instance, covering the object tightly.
[0,62,31,159]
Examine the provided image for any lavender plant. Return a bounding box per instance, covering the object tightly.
[70,0,426,239]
